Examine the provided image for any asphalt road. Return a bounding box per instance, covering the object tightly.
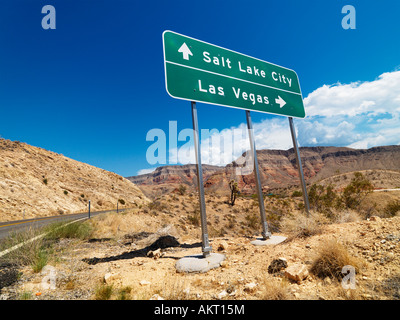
[0,209,121,242]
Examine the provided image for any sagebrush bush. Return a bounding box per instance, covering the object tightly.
[310,240,365,280]
[94,284,113,300]
[342,172,373,209]
[281,211,326,239]
[384,200,400,217]
[261,277,291,300]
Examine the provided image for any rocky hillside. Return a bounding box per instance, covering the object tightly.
[126,164,222,198]
[206,145,400,194]
[128,146,400,196]
[0,139,149,221]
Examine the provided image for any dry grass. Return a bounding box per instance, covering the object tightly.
[333,210,362,224]
[0,227,44,267]
[310,239,366,281]
[155,278,190,300]
[87,210,164,240]
[261,277,291,300]
[280,211,327,240]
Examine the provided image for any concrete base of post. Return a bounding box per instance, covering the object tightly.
[251,235,287,246]
[175,253,225,273]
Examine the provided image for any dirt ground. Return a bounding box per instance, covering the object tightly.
[1,192,399,301]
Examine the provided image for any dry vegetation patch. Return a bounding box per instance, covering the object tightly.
[1,185,400,300]
[310,240,366,281]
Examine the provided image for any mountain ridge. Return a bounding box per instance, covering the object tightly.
[128,145,400,196]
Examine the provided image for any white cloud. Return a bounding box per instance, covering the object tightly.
[137,167,157,175]
[304,70,400,118]
[299,70,400,149]
[167,117,293,167]
[145,70,400,170]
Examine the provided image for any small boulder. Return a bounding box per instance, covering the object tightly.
[147,248,163,259]
[150,294,164,300]
[139,280,151,286]
[244,282,257,292]
[369,216,381,222]
[284,263,309,283]
[217,290,228,299]
[104,272,120,284]
[217,241,229,251]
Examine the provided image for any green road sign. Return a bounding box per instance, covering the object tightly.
[163,30,306,118]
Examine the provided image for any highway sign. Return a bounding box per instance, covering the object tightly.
[163,30,306,118]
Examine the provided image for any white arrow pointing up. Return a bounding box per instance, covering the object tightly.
[275,96,286,108]
[178,42,193,60]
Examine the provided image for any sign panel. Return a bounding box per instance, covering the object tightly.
[163,30,306,118]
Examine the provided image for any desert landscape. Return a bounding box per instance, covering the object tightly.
[0,139,149,221]
[1,138,400,301]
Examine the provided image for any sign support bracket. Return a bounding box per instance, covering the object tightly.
[191,101,212,257]
[246,110,271,239]
[288,117,310,215]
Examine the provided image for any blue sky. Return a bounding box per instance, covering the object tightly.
[0,0,399,177]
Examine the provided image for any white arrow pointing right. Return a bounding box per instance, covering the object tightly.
[275,96,286,108]
[178,42,193,60]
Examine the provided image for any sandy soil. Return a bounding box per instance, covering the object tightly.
[2,193,399,301]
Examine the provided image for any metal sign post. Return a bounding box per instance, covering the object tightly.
[288,117,310,214]
[88,200,91,219]
[191,101,212,257]
[246,110,271,239]
[163,30,308,245]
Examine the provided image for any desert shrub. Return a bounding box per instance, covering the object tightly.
[94,284,113,300]
[384,200,400,217]
[310,240,364,280]
[148,200,167,212]
[281,211,326,239]
[226,216,235,229]
[42,178,48,185]
[291,190,302,198]
[3,221,92,272]
[342,172,373,209]
[116,286,132,300]
[45,221,92,240]
[178,184,186,195]
[0,228,47,269]
[308,184,339,216]
[19,291,33,300]
[208,225,226,237]
[229,180,239,206]
[187,208,200,226]
[118,199,126,205]
[63,190,68,195]
[245,213,258,230]
[266,206,285,232]
[31,248,48,273]
[261,277,291,300]
[334,210,362,224]
[379,275,400,299]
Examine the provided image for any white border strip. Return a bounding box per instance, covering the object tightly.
[166,60,302,96]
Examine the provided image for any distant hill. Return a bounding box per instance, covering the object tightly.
[128,146,400,196]
[126,164,222,198]
[0,139,149,221]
